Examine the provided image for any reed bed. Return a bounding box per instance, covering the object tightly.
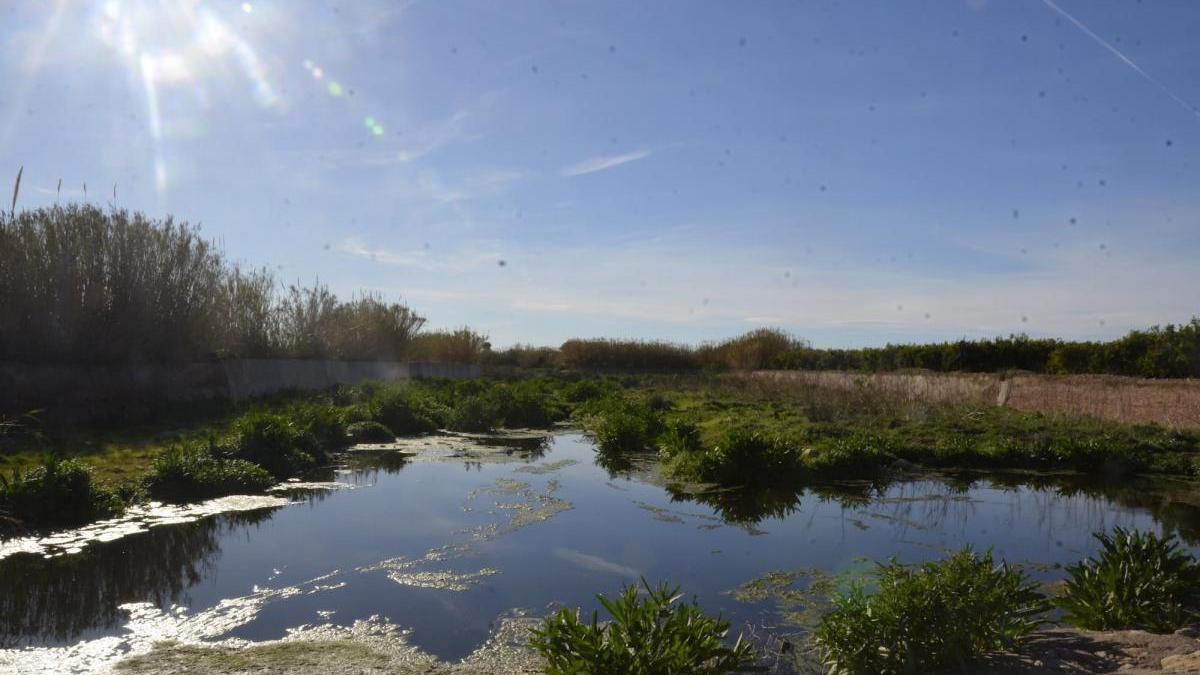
[0,205,424,363]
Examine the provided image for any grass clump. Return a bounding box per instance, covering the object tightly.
[1057,527,1200,632]
[531,580,759,674]
[0,457,123,532]
[345,420,396,444]
[144,442,274,501]
[814,548,1046,675]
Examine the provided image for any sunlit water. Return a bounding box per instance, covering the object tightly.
[2,433,1199,673]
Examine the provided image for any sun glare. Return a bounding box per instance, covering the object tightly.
[93,0,280,195]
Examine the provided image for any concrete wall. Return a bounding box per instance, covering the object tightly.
[0,360,480,417]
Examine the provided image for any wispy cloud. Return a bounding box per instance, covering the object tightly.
[394,91,501,162]
[339,237,435,268]
[560,150,651,177]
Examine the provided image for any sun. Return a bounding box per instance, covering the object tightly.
[92,0,280,193]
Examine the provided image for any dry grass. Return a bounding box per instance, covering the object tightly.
[1005,374,1200,429]
[750,370,1200,429]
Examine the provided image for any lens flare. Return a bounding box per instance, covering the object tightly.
[92,0,282,196]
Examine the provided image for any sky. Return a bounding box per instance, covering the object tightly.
[2,0,1199,348]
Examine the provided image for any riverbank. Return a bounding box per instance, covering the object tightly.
[4,373,1199,538]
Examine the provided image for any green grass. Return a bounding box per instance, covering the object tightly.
[1057,527,1200,632]
[3,373,1197,535]
[143,442,275,502]
[644,377,1200,488]
[813,548,1047,675]
[530,580,759,674]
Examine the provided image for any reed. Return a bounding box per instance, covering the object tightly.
[0,205,425,363]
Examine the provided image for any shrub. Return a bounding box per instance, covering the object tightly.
[446,395,503,432]
[284,402,350,449]
[346,420,396,444]
[407,327,490,363]
[368,387,444,435]
[1057,528,1200,632]
[0,457,123,531]
[667,427,801,486]
[491,382,565,428]
[144,442,275,501]
[229,412,323,479]
[530,580,758,674]
[814,548,1047,675]
[587,399,663,453]
[559,338,700,371]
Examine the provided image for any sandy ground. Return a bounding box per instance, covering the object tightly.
[980,627,1200,674]
[110,624,1200,675]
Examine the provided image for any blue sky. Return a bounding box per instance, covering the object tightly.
[3,0,1199,348]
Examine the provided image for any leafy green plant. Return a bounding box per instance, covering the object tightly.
[144,442,275,501]
[814,548,1047,675]
[446,394,504,432]
[368,387,444,435]
[0,457,123,531]
[530,580,760,674]
[587,398,663,453]
[346,420,396,444]
[1057,527,1200,632]
[229,411,323,479]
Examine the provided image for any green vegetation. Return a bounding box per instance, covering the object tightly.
[813,549,1047,675]
[345,421,396,444]
[775,321,1200,379]
[582,397,663,453]
[0,458,124,533]
[1057,527,1200,632]
[530,580,759,674]
[0,204,424,364]
[144,442,275,502]
[227,411,328,480]
[572,378,1200,489]
[537,322,1200,378]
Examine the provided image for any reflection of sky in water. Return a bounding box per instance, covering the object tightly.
[2,434,1198,672]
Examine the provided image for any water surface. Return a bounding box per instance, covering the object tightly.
[2,433,1199,672]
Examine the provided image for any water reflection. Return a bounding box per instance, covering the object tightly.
[665,472,1200,544]
[0,508,277,647]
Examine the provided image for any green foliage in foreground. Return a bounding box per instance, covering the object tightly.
[813,549,1047,675]
[143,442,275,502]
[0,458,123,532]
[1057,527,1200,632]
[531,580,760,675]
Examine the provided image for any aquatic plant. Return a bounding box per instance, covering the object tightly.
[367,386,444,435]
[228,411,323,479]
[0,457,123,531]
[283,402,351,450]
[144,442,274,501]
[1057,527,1200,632]
[813,548,1047,675]
[345,420,396,444]
[446,395,504,432]
[586,398,664,453]
[531,580,760,674]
